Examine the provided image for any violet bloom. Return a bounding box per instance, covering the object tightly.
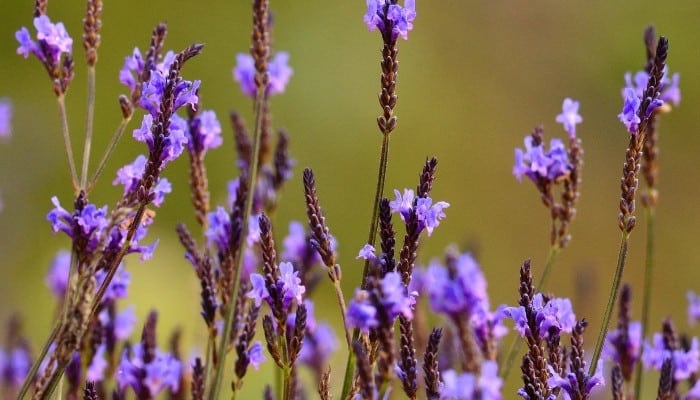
[555,98,582,138]
[140,68,200,117]
[547,359,605,400]
[86,344,108,382]
[186,110,223,153]
[502,293,576,339]
[205,206,232,252]
[602,321,642,367]
[618,87,642,134]
[0,99,12,138]
[380,271,416,319]
[688,291,700,326]
[233,52,293,98]
[513,137,571,184]
[426,253,490,319]
[278,261,306,308]
[389,188,449,236]
[622,69,681,107]
[0,346,31,387]
[45,250,70,298]
[642,334,700,380]
[113,155,172,207]
[117,343,182,397]
[133,113,189,167]
[282,221,323,267]
[247,341,266,370]
[99,306,137,340]
[95,264,131,302]
[47,197,108,253]
[440,361,502,400]
[346,290,378,333]
[16,15,73,65]
[364,0,416,41]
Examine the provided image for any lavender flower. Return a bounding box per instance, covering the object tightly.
[246,262,306,310]
[346,290,378,333]
[95,264,131,302]
[117,343,182,397]
[282,221,323,267]
[513,136,571,184]
[547,359,605,400]
[86,344,108,382]
[389,189,449,236]
[140,69,200,117]
[132,113,189,167]
[602,321,642,369]
[440,361,502,400]
[502,293,577,339]
[45,250,70,298]
[0,346,31,387]
[233,52,293,98]
[47,197,109,253]
[0,99,12,138]
[346,271,416,332]
[16,15,73,64]
[186,110,223,153]
[364,0,417,41]
[622,69,681,107]
[99,306,137,340]
[687,291,700,326]
[426,253,490,318]
[555,98,583,138]
[119,48,176,93]
[617,71,669,134]
[247,274,270,307]
[642,334,700,380]
[114,155,172,207]
[247,341,266,370]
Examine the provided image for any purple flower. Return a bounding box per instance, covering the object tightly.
[299,322,337,371]
[547,359,605,400]
[622,69,681,108]
[140,68,200,117]
[346,290,378,333]
[380,271,416,319]
[119,48,145,92]
[47,197,108,252]
[502,293,576,339]
[86,344,108,382]
[95,264,131,301]
[278,261,306,308]
[602,320,642,367]
[642,334,700,380]
[389,189,449,236]
[187,110,223,153]
[205,206,231,252]
[0,99,12,138]
[117,343,182,397]
[282,221,323,267]
[513,136,571,183]
[247,341,266,370]
[440,361,502,400]
[427,253,490,319]
[233,52,293,98]
[364,0,416,41]
[356,244,378,262]
[618,87,642,134]
[16,16,73,65]
[45,250,70,298]
[1,346,31,387]
[132,113,190,167]
[113,155,172,207]
[99,306,137,340]
[688,291,700,326]
[247,274,270,307]
[555,98,582,138]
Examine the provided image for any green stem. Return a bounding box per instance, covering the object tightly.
[87,116,131,192]
[57,95,78,190]
[341,132,390,399]
[332,278,352,350]
[80,66,97,190]
[634,206,655,396]
[208,88,267,400]
[17,325,59,399]
[500,245,559,380]
[589,232,630,375]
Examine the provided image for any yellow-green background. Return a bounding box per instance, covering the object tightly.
[1,0,699,397]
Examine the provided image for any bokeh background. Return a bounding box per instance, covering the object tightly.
[1,0,699,397]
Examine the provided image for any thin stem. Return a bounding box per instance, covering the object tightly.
[341,132,391,399]
[332,278,352,349]
[361,132,391,288]
[589,232,630,375]
[17,325,59,399]
[500,245,559,380]
[634,206,656,396]
[87,116,132,192]
[208,88,267,400]
[57,95,78,190]
[80,66,97,190]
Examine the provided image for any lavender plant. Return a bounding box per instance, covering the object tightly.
[3,1,697,400]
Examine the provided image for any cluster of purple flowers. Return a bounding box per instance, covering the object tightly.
[617,67,681,134]
[346,271,416,333]
[440,361,502,400]
[389,188,449,237]
[116,343,182,397]
[247,261,306,310]
[233,52,293,98]
[503,293,577,339]
[364,0,417,40]
[16,15,73,65]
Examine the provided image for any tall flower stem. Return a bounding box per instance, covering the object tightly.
[362,132,391,286]
[16,325,58,399]
[80,66,96,189]
[633,206,656,395]
[500,245,559,380]
[87,115,132,191]
[589,232,630,375]
[57,95,78,190]
[208,88,267,400]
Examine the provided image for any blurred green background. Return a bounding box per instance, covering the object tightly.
[1,0,700,397]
